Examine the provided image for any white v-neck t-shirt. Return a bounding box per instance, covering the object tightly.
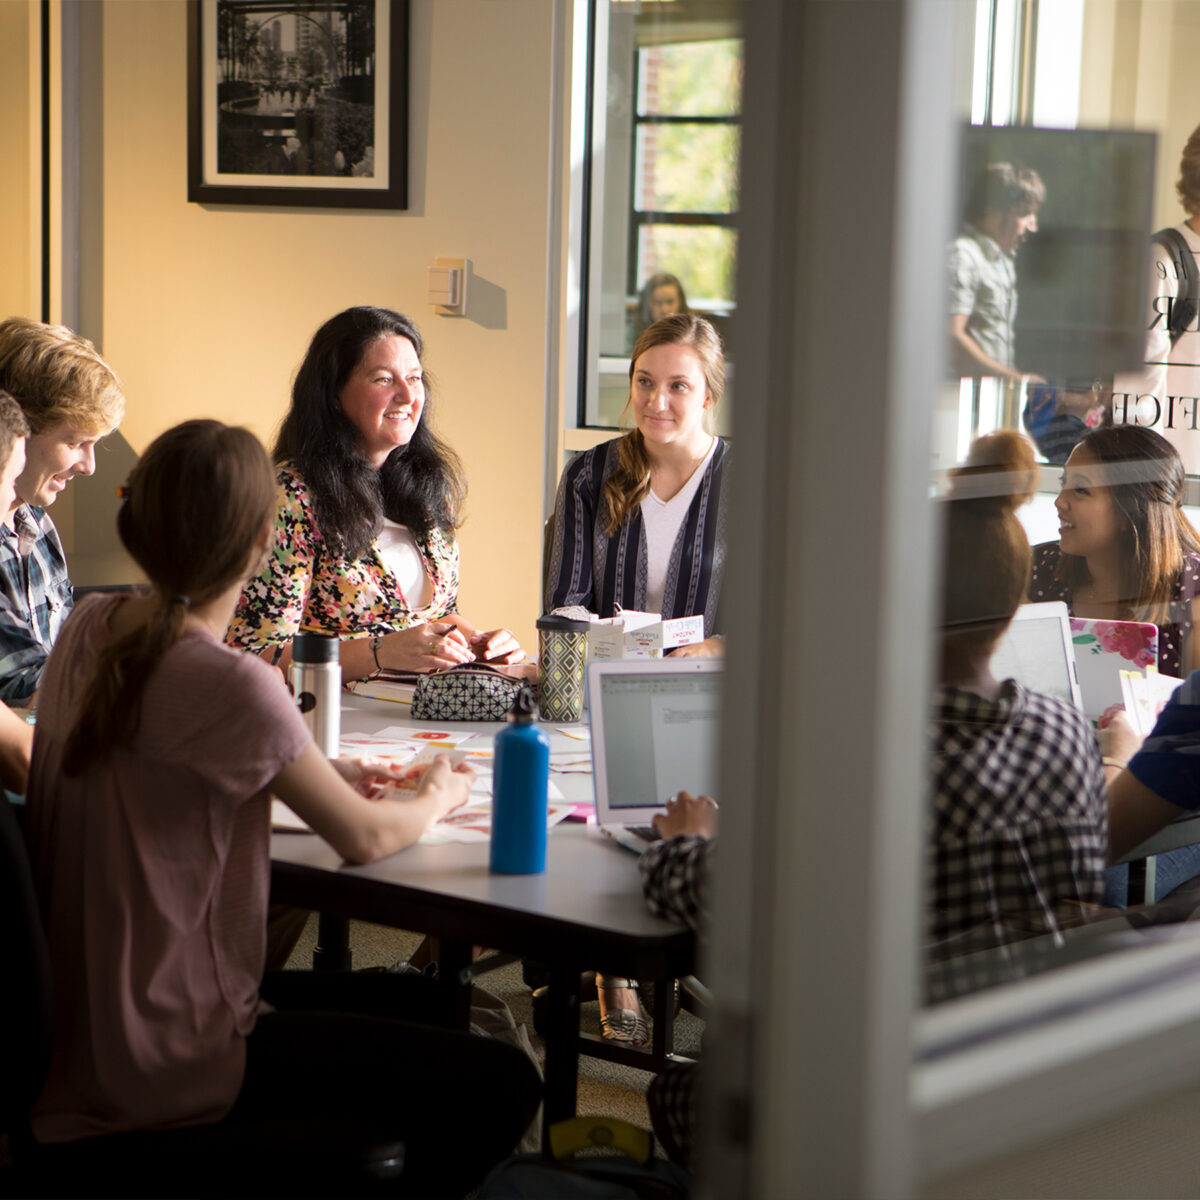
[640,438,718,616]
[376,519,431,609]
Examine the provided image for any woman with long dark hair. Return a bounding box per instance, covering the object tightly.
[229,305,522,680]
[1029,424,1200,676]
[24,420,538,1195]
[1029,424,1200,906]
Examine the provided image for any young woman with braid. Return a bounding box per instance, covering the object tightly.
[546,313,728,655]
[23,420,538,1197]
[544,313,728,1043]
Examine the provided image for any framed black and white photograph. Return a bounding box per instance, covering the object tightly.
[187,0,408,209]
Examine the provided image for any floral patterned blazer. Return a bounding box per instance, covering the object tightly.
[228,463,460,653]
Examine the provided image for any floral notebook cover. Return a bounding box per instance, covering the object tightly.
[1069,618,1158,722]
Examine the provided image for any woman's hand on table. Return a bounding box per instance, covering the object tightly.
[383,621,474,671]
[470,628,525,664]
[653,791,719,840]
[332,755,413,798]
[666,636,724,659]
[1098,708,1144,772]
[440,614,526,665]
[415,755,475,820]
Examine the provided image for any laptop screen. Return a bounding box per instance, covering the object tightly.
[989,603,1082,711]
[592,665,722,813]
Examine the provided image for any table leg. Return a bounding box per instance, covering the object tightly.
[438,938,474,1030]
[542,962,583,1141]
[312,912,351,971]
[650,978,675,1062]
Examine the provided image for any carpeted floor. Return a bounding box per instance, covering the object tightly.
[284,914,705,1134]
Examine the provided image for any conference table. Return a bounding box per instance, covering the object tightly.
[269,691,697,1140]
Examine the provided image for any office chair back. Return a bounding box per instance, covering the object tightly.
[0,794,52,1137]
[0,791,406,1197]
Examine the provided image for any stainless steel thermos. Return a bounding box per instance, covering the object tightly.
[291,632,341,756]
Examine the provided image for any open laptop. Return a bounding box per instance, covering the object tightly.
[586,657,722,852]
[989,601,1084,712]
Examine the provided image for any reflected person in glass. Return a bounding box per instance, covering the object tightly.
[637,272,690,332]
[1112,123,1200,475]
[948,161,1046,384]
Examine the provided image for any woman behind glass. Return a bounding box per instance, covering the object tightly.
[930,432,1106,969]
[1029,424,1200,905]
[230,306,522,680]
[637,272,690,331]
[1029,424,1200,677]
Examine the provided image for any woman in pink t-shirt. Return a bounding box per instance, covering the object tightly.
[25,420,539,1197]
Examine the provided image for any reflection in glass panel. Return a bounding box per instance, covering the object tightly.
[634,125,739,214]
[637,224,736,310]
[585,0,741,424]
[636,38,741,118]
[928,1,1200,1008]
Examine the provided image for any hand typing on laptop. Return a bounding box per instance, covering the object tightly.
[653,791,719,841]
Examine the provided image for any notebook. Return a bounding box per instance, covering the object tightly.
[586,657,722,853]
[990,602,1085,712]
[1068,616,1159,722]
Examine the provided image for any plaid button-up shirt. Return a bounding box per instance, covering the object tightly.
[0,505,72,705]
[928,680,1107,948]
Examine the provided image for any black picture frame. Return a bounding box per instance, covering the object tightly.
[187,0,408,209]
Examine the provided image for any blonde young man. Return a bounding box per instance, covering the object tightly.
[0,319,125,706]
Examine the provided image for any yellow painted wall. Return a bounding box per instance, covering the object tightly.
[96,0,555,648]
[1079,0,1200,229]
[0,0,38,319]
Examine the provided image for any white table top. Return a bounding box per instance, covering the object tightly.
[336,689,597,806]
[270,691,691,959]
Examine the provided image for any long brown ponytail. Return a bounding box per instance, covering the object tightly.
[63,420,276,774]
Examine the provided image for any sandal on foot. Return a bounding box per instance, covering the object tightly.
[597,976,650,1046]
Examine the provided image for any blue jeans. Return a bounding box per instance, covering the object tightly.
[1103,843,1200,906]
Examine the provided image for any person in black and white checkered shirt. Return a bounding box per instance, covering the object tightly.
[637,791,715,1170]
[929,677,1106,946]
[930,431,1106,957]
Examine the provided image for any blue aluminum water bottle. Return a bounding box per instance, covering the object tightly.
[490,686,550,874]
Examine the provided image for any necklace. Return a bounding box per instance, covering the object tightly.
[1076,581,1133,615]
[650,436,715,501]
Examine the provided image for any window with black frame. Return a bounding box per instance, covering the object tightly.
[581,1,741,432]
